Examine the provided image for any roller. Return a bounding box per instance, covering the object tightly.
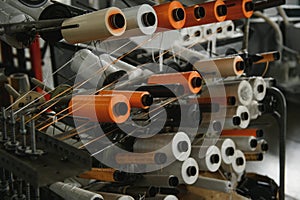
[173,157,199,185]
[254,139,269,153]
[49,182,103,200]
[0,1,33,48]
[183,5,206,28]
[232,150,246,174]
[193,56,245,77]
[97,192,134,200]
[136,175,179,187]
[201,80,253,106]
[221,136,258,152]
[99,54,152,81]
[244,153,264,161]
[70,49,126,88]
[247,100,261,120]
[198,120,223,134]
[193,175,233,193]
[216,139,236,165]
[100,186,158,198]
[224,0,254,20]
[221,129,264,138]
[191,145,221,172]
[225,106,251,129]
[146,194,178,200]
[69,94,130,123]
[147,71,202,94]
[115,152,167,165]
[196,0,227,25]
[136,84,185,98]
[99,90,153,109]
[248,77,267,101]
[190,96,237,106]
[79,168,128,182]
[133,132,191,162]
[201,112,239,125]
[61,7,127,44]
[253,51,280,64]
[153,1,186,31]
[121,4,157,37]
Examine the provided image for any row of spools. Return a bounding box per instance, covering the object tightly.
[0,0,254,46]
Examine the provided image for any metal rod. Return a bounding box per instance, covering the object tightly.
[1,107,8,142]
[26,183,31,200]
[30,120,36,154]
[20,115,27,148]
[10,110,16,144]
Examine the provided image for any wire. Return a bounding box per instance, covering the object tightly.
[262,62,270,77]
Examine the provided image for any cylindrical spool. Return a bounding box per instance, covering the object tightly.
[98,192,134,200]
[244,153,264,161]
[79,168,126,182]
[247,100,260,120]
[217,139,236,165]
[101,186,158,198]
[232,150,246,174]
[153,1,186,30]
[221,136,258,152]
[183,5,206,28]
[191,146,221,172]
[197,0,227,25]
[254,51,280,64]
[9,73,30,94]
[70,49,126,88]
[225,106,250,129]
[193,175,233,193]
[225,0,254,20]
[121,4,157,37]
[254,139,269,153]
[146,194,178,200]
[62,7,126,44]
[115,152,167,165]
[99,90,153,109]
[191,96,237,106]
[69,95,130,123]
[136,84,185,98]
[249,77,266,101]
[5,0,52,20]
[221,129,264,138]
[99,54,147,81]
[136,175,179,187]
[147,71,202,94]
[223,80,253,106]
[227,80,253,106]
[133,132,191,161]
[180,157,199,184]
[193,56,244,77]
[49,182,103,200]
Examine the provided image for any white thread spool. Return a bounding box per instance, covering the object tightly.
[49,182,103,200]
[134,132,191,162]
[191,145,221,172]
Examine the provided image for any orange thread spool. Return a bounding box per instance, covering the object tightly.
[221,129,264,137]
[184,5,206,28]
[153,1,186,30]
[147,71,202,94]
[99,90,153,109]
[197,0,227,25]
[225,0,254,20]
[69,94,130,123]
